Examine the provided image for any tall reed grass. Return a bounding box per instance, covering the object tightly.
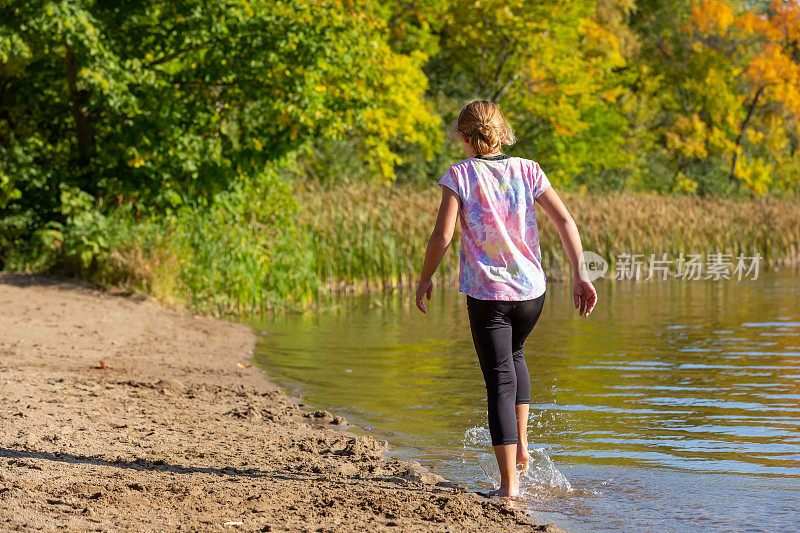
[297,182,800,293]
[44,179,799,315]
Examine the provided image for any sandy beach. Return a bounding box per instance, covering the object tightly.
[0,273,562,532]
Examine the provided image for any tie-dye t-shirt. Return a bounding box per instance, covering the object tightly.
[437,155,552,301]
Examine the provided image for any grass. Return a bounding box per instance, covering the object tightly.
[297,182,800,293]
[12,177,798,315]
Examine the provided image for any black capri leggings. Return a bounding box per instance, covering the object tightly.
[466,292,546,446]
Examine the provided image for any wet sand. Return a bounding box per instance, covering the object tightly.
[0,273,563,532]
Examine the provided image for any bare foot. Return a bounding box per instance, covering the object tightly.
[483,484,520,498]
[516,445,530,474]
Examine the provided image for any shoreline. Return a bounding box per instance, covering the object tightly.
[0,272,563,532]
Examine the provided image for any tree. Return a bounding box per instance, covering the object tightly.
[0,0,440,232]
[637,0,800,195]
[730,0,800,192]
[426,0,641,189]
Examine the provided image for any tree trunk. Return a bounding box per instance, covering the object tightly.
[64,44,96,175]
[729,85,764,184]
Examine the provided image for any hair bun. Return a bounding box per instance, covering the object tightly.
[477,123,494,135]
[455,99,517,155]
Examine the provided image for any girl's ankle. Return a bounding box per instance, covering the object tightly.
[500,479,520,493]
[500,474,519,486]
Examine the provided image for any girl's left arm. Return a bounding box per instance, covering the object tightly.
[415,186,460,314]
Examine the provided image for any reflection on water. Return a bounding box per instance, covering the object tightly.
[250,269,800,532]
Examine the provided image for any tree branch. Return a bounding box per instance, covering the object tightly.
[729,85,764,184]
[146,42,209,67]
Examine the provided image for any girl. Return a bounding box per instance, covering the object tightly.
[415,100,597,498]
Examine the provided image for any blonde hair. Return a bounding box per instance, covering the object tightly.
[454,100,516,155]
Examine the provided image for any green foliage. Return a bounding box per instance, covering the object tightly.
[425,0,640,188]
[0,0,440,223]
[161,164,317,314]
[628,0,800,195]
[1,0,799,312]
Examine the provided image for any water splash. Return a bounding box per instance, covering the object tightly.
[462,425,491,448]
[519,447,573,500]
[461,425,574,500]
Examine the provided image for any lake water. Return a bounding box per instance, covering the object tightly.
[250,269,800,532]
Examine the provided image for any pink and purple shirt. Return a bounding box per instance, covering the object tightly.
[437,155,552,301]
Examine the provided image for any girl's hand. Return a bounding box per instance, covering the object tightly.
[573,278,597,317]
[415,277,433,314]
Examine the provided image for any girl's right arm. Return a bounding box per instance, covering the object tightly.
[536,187,598,317]
[415,185,460,314]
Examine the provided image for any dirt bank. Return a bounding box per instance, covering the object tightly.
[0,273,563,532]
